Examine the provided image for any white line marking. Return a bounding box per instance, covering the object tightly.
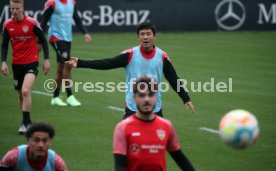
[32,90,52,97]
[29,93,221,136]
[199,127,220,134]
[107,106,124,112]
[22,92,224,135]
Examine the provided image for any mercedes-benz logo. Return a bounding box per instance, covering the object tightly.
[215,0,246,31]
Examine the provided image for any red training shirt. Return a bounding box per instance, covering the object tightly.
[3,16,40,64]
[113,114,181,171]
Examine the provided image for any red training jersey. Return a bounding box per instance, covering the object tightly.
[3,16,40,64]
[113,115,181,171]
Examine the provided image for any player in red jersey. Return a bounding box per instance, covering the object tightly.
[0,122,68,171]
[113,76,195,171]
[1,0,50,134]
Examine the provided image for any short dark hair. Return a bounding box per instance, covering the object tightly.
[137,20,157,35]
[132,76,158,94]
[25,122,55,139]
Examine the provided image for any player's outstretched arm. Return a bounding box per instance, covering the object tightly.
[67,53,129,70]
[169,149,195,171]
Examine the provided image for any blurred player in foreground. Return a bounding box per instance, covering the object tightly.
[67,21,194,118]
[41,0,92,107]
[113,76,195,171]
[0,122,68,171]
[1,0,50,134]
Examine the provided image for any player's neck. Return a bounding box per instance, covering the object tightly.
[27,146,45,162]
[141,45,154,54]
[13,15,24,22]
[136,112,155,121]
[60,0,68,4]
[29,152,44,162]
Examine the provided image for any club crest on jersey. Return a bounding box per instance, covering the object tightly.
[22,26,28,33]
[130,144,140,154]
[157,129,166,141]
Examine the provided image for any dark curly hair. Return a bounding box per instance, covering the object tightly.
[25,122,55,139]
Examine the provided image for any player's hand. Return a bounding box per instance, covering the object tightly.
[84,34,92,43]
[43,59,50,75]
[184,101,195,113]
[1,62,9,76]
[66,57,78,68]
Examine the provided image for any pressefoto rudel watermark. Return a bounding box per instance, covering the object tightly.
[43,78,233,93]
[179,78,232,93]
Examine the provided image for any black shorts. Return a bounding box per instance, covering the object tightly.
[12,62,39,91]
[50,41,71,63]
[123,107,163,119]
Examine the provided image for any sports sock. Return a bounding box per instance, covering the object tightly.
[22,111,31,126]
[66,87,73,97]
[53,87,60,98]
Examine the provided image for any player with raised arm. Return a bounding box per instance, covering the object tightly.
[67,21,195,119]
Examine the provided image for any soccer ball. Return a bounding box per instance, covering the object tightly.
[219,109,259,149]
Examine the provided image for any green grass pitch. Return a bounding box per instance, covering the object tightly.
[1,32,276,170]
